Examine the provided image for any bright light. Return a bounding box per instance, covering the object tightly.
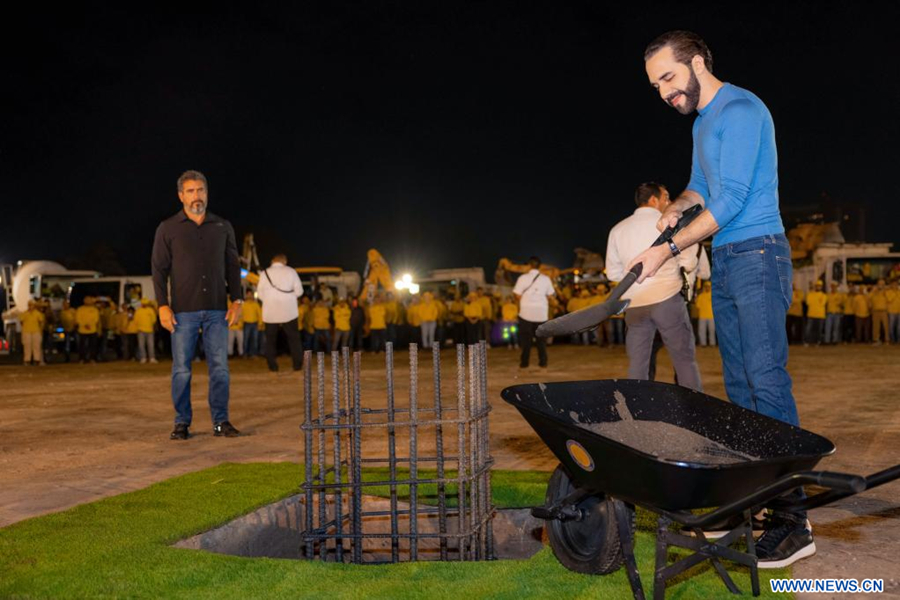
[395,273,420,294]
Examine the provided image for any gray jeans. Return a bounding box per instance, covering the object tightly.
[624,294,702,391]
[137,331,156,361]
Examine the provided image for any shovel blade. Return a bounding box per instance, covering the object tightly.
[536,299,630,338]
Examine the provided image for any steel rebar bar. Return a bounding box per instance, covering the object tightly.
[468,344,481,560]
[302,350,314,558]
[352,350,363,563]
[408,343,419,562]
[331,350,344,562]
[385,342,399,563]
[433,342,448,560]
[456,343,468,561]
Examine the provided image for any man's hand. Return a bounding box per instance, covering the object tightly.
[159,306,177,333]
[627,245,673,284]
[226,302,242,327]
[657,204,684,232]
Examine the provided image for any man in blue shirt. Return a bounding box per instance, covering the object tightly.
[629,31,812,569]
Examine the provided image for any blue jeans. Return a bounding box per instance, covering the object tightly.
[824,313,842,344]
[243,323,259,356]
[171,310,230,426]
[711,234,799,426]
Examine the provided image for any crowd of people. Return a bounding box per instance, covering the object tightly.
[16,273,898,368]
[788,279,900,345]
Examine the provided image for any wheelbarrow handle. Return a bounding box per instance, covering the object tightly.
[808,471,867,494]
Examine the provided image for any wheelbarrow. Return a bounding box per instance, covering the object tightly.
[501,379,900,599]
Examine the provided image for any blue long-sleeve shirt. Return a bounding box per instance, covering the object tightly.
[686,83,784,247]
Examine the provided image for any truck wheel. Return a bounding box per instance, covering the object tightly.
[545,464,634,575]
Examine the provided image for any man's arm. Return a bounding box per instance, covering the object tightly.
[150,223,178,332]
[224,223,243,326]
[628,210,720,283]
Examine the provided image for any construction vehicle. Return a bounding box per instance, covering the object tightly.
[495,248,606,289]
[240,235,361,301]
[786,221,900,290]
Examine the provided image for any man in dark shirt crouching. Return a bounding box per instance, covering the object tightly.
[152,170,243,440]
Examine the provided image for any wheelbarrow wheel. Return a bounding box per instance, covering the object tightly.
[545,464,635,575]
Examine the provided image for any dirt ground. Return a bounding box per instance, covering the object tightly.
[2,344,899,594]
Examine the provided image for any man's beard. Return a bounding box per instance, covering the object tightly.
[668,66,701,115]
[189,201,206,215]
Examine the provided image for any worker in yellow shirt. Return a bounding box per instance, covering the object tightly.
[842,286,857,344]
[852,285,871,343]
[134,299,159,363]
[227,298,245,358]
[297,297,314,351]
[435,294,449,348]
[367,294,388,353]
[241,290,262,357]
[115,303,135,360]
[76,296,101,363]
[695,281,715,346]
[824,282,846,344]
[869,279,890,344]
[463,292,483,345]
[312,300,332,352]
[476,288,494,348]
[418,291,440,349]
[786,284,804,344]
[114,303,128,357]
[332,298,352,350]
[405,295,422,347]
[20,300,46,366]
[98,299,117,361]
[888,280,900,344]
[449,293,466,346]
[59,301,77,362]
[803,281,828,346]
[500,295,519,349]
[384,292,400,346]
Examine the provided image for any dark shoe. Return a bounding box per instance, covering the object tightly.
[170,423,190,440]
[213,421,241,437]
[756,518,815,568]
[697,510,767,540]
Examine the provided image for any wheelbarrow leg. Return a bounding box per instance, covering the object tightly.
[744,510,760,596]
[613,499,645,600]
[654,516,669,600]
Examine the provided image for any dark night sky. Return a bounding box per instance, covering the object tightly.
[2,2,899,279]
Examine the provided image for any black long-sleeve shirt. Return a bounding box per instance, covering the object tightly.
[151,210,242,313]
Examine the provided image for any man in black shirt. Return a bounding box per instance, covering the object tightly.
[152,170,243,440]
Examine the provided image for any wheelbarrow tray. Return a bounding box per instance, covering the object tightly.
[501,379,835,510]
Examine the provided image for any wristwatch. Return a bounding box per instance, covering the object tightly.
[667,239,681,257]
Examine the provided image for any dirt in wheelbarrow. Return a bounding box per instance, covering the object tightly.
[574,390,760,465]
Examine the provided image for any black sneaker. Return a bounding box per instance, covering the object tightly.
[756,518,816,569]
[170,423,190,440]
[697,510,767,540]
[213,421,241,437]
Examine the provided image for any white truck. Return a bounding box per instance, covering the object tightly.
[1,260,155,354]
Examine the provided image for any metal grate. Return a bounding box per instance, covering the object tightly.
[300,341,494,563]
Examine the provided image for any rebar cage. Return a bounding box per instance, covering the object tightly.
[300,341,495,563]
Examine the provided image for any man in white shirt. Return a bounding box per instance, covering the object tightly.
[513,256,556,369]
[256,254,304,372]
[606,183,702,390]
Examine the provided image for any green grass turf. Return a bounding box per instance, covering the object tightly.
[0,463,792,598]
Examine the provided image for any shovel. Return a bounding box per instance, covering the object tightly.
[536,204,704,338]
